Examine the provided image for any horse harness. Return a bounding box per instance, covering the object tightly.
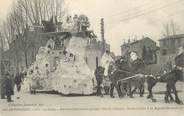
[110,68,145,84]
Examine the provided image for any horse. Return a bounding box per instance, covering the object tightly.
[108,60,131,98]
[146,66,183,105]
[108,56,145,98]
[126,58,145,98]
[123,74,145,98]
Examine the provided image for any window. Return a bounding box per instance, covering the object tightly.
[177,39,181,46]
[163,40,167,46]
[162,49,167,55]
[85,57,88,64]
[177,39,181,43]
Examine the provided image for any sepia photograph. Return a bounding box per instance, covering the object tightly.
[0,0,184,116]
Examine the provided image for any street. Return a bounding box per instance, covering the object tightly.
[0,82,184,116]
[1,82,184,111]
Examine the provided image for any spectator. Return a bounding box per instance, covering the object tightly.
[29,70,37,94]
[1,75,6,99]
[95,66,105,97]
[14,73,22,92]
[5,73,14,102]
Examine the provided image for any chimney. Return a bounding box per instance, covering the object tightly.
[128,39,131,43]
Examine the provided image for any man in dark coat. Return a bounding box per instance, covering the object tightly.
[95,66,105,97]
[5,73,14,102]
[14,73,22,92]
[1,76,6,99]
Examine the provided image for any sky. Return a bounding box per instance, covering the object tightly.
[1,0,184,55]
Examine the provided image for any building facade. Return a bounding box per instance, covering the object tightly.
[121,37,158,65]
[158,34,184,71]
[159,34,184,55]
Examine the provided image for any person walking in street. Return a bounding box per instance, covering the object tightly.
[1,75,6,99]
[14,73,23,99]
[95,66,105,97]
[29,70,36,94]
[14,73,22,92]
[5,72,14,102]
[101,51,114,95]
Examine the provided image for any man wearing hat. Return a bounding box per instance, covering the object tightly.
[5,72,14,102]
[1,75,6,99]
[95,66,105,97]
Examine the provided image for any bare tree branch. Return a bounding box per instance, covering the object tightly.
[162,20,180,37]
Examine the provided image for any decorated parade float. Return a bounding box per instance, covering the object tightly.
[23,15,103,95]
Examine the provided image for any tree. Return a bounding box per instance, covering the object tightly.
[17,0,66,25]
[1,0,66,69]
[2,0,66,44]
[162,20,180,37]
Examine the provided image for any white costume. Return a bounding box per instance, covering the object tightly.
[177,47,184,56]
[46,39,55,49]
[130,52,138,61]
[101,53,114,76]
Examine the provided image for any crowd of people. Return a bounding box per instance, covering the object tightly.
[63,14,90,32]
[42,14,90,33]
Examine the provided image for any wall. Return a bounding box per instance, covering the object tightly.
[85,39,111,71]
[159,38,184,55]
[85,47,102,71]
[121,38,157,64]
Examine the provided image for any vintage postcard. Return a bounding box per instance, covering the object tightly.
[0,0,184,116]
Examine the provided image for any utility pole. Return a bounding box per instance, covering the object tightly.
[101,18,106,56]
[0,33,4,77]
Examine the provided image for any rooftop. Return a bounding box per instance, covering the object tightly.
[159,34,184,41]
[121,37,155,47]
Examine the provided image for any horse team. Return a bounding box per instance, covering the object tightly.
[95,56,183,105]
